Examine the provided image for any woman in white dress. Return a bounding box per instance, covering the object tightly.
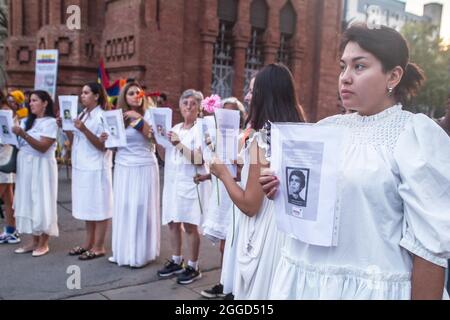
[62,82,112,261]
[261,23,450,300]
[209,64,306,300]
[0,92,20,244]
[12,90,59,257]
[198,97,247,299]
[157,89,211,285]
[109,82,160,268]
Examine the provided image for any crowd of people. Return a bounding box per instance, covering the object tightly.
[0,23,450,300]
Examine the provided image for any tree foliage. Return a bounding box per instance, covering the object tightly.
[402,22,450,118]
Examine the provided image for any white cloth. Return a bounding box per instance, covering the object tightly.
[114,110,156,167]
[71,106,113,221]
[72,168,113,221]
[18,117,58,157]
[0,144,15,184]
[162,123,211,226]
[112,163,161,267]
[71,106,113,171]
[14,119,59,237]
[270,105,450,300]
[222,133,284,300]
[111,120,160,267]
[203,176,234,241]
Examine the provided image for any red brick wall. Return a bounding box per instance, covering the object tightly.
[5,0,343,123]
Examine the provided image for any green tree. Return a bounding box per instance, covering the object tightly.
[402,22,450,119]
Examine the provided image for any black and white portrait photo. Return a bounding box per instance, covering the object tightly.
[286,167,309,208]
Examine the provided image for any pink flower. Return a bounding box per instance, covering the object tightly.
[202,95,222,114]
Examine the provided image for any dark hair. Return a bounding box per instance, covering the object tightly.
[341,23,425,104]
[289,170,306,191]
[25,90,55,131]
[84,82,110,110]
[160,93,168,102]
[246,63,306,130]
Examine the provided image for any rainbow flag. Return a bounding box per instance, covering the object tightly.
[97,58,126,97]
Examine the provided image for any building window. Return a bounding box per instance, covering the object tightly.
[244,0,267,95]
[211,21,235,99]
[277,1,296,69]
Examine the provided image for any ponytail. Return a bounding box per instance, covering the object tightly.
[396,63,426,104]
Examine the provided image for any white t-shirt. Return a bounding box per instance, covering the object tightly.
[72,106,113,171]
[19,117,57,158]
[115,110,157,167]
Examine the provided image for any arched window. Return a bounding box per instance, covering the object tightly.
[277,1,296,69]
[244,0,267,95]
[212,0,238,98]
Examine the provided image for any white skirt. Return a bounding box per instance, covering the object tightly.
[14,151,59,237]
[203,177,233,241]
[72,167,113,221]
[111,164,161,267]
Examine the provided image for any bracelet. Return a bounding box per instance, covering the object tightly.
[131,118,144,131]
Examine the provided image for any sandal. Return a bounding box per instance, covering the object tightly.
[69,246,88,256]
[78,250,105,261]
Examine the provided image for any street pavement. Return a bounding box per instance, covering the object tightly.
[0,166,222,300]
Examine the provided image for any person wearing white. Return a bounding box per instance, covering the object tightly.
[12,90,58,257]
[157,89,210,285]
[62,82,112,261]
[210,64,306,300]
[198,97,247,299]
[110,82,160,268]
[0,94,19,245]
[261,24,450,300]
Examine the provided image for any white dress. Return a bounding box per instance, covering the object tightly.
[112,110,161,267]
[71,106,113,221]
[162,123,211,226]
[270,105,450,300]
[14,117,59,237]
[202,176,233,241]
[221,132,284,300]
[0,144,15,184]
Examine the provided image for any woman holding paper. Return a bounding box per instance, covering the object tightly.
[208,64,306,300]
[0,92,20,245]
[61,82,113,261]
[12,90,58,257]
[157,89,211,285]
[108,82,161,268]
[260,24,450,300]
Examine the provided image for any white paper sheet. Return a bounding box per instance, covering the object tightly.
[58,95,78,131]
[271,122,348,247]
[0,110,18,147]
[103,109,127,148]
[215,109,240,178]
[150,108,172,148]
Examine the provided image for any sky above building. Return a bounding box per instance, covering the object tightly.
[402,0,450,42]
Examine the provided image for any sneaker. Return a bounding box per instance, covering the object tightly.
[223,293,235,300]
[177,266,202,285]
[201,284,225,299]
[0,231,21,245]
[157,259,185,278]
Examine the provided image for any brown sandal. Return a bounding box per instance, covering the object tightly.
[69,246,88,256]
[78,250,105,261]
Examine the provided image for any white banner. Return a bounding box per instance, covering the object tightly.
[271,123,348,247]
[34,50,59,100]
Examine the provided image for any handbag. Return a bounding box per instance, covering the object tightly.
[0,144,18,174]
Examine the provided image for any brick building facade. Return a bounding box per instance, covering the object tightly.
[4,0,342,122]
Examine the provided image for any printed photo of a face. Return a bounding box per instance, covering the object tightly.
[64,109,71,120]
[157,124,165,137]
[2,125,9,135]
[287,167,309,207]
